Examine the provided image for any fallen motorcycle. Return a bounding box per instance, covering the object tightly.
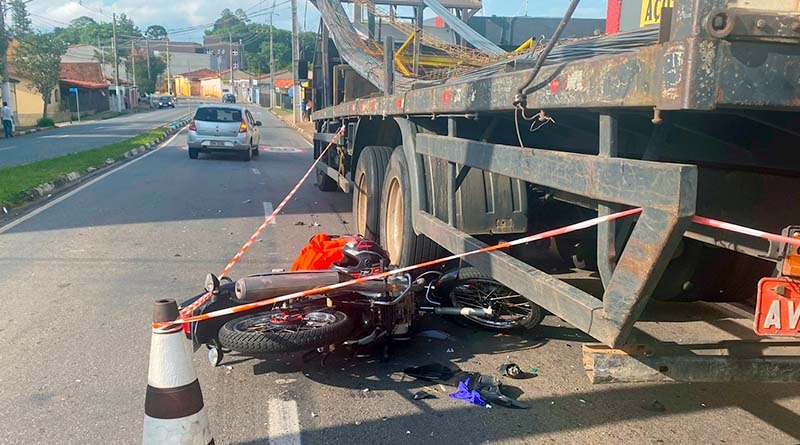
[180,237,544,367]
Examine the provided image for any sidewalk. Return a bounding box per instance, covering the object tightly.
[6,108,148,139]
[268,107,315,142]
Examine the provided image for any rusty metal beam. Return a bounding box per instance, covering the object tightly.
[415,134,697,214]
[414,134,697,347]
[583,341,800,383]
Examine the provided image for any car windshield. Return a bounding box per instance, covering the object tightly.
[160,96,171,101]
[195,107,242,123]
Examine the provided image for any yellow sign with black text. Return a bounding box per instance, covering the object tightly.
[640,0,674,27]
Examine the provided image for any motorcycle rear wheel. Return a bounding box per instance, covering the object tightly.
[438,267,545,332]
[219,308,354,354]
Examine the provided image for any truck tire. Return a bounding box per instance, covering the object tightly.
[379,147,443,266]
[651,239,701,302]
[353,146,393,240]
[218,308,354,354]
[436,267,546,332]
[315,164,338,191]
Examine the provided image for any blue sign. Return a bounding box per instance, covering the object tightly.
[69,87,78,93]
[288,87,294,98]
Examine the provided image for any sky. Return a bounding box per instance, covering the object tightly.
[28,0,608,42]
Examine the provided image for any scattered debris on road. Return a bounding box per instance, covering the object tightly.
[413,390,435,400]
[497,363,525,379]
[643,400,666,412]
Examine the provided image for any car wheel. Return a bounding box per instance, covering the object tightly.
[242,147,252,161]
[189,148,199,159]
[252,143,259,157]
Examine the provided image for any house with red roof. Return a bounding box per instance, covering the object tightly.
[58,62,110,117]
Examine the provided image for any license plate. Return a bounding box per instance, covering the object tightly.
[209,141,223,146]
[754,277,800,336]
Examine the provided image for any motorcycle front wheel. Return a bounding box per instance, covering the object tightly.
[437,267,545,332]
[218,308,354,354]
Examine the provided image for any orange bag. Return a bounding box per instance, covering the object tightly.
[291,234,355,271]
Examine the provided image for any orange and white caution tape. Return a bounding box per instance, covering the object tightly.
[156,207,643,328]
[179,127,345,318]
[692,215,800,247]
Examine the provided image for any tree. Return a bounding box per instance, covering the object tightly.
[9,0,32,38]
[14,33,67,119]
[132,53,166,94]
[204,9,316,75]
[145,25,168,40]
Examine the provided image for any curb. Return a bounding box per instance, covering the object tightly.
[8,125,58,138]
[18,117,192,203]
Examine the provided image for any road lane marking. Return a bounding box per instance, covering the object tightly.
[0,128,185,235]
[263,202,276,224]
[251,167,261,175]
[0,146,16,151]
[267,399,301,445]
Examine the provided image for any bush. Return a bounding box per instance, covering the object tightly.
[36,117,55,127]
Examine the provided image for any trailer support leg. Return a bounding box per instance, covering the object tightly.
[598,113,620,287]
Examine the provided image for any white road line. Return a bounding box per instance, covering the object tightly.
[0,128,185,235]
[251,167,261,175]
[263,202,276,224]
[267,399,301,445]
[0,146,16,151]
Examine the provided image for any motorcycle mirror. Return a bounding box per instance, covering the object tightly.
[204,273,220,293]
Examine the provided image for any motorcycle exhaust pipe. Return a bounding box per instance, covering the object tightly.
[420,306,493,317]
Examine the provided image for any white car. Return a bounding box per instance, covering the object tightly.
[187,105,262,161]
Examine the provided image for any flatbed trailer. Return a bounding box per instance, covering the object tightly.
[310,0,800,381]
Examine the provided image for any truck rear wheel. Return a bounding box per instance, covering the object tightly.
[353,146,393,240]
[315,166,338,191]
[380,148,442,266]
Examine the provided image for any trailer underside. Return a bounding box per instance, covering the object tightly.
[310,0,800,379]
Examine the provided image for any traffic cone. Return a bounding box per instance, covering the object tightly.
[143,299,214,444]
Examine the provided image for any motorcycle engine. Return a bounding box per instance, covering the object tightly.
[389,290,416,336]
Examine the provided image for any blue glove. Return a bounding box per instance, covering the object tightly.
[449,378,487,407]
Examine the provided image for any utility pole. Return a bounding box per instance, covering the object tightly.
[269,0,276,109]
[112,13,122,111]
[524,0,528,16]
[145,38,151,80]
[0,0,12,112]
[166,37,172,95]
[131,40,136,90]
[291,0,301,123]
[229,33,234,97]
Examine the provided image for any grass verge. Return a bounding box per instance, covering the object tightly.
[0,127,168,207]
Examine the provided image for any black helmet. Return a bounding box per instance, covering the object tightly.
[331,236,389,278]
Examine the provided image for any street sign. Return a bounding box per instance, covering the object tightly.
[70,87,80,122]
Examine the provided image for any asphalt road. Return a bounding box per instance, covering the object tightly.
[0,101,195,168]
[1,108,798,444]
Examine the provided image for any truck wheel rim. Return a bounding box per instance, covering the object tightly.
[385,177,403,263]
[356,173,368,236]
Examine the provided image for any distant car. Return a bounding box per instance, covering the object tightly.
[157,96,175,108]
[187,105,262,161]
[222,93,236,103]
